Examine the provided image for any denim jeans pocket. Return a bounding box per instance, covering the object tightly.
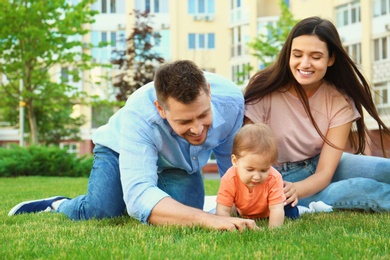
[275,155,319,182]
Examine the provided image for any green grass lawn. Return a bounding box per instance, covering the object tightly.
[1,176,389,259]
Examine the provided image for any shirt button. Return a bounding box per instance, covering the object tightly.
[192,157,196,160]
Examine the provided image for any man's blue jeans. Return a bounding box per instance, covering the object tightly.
[57,145,204,220]
[274,153,390,212]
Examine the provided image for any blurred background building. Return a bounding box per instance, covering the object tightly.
[1,0,389,156]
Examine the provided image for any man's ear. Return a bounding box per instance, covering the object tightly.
[154,100,166,119]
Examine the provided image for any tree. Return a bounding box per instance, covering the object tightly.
[111,10,165,102]
[0,0,98,145]
[247,0,297,68]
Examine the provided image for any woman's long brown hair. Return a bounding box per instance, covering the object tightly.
[244,16,390,156]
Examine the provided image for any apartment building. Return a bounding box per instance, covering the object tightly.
[50,0,128,154]
[1,0,389,156]
[129,0,281,83]
[74,0,127,154]
[118,0,390,155]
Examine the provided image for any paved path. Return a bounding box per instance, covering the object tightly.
[203,172,219,180]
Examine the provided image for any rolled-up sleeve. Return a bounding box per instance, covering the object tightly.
[118,111,169,224]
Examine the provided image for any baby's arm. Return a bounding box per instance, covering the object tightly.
[216,203,232,217]
[268,202,284,228]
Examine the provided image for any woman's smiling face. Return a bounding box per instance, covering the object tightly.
[289,35,335,90]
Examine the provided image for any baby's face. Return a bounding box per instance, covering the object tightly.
[232,153,271,189]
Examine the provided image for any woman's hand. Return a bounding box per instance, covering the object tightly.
[283,181,298,207]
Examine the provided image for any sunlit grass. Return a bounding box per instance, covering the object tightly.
[1,177,389,259]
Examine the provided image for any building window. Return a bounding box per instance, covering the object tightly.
[374,39,380,61]
[154,0,160,12]
[94,0,121,14]
[231,65,237,82]
[59,66,81,92]
[61,67,69,82]
[207,33,215,48]
[188,34,196,49]
[101,32,107,43]
[256,17,278,39]
[351,2,360,23]
[231,63,250,84]
[373,0,390,16]
[230,29,234,57]
[374,82,390,114]
[136,0,167,13]
[91,30,126,63]
[102,0,107,13]
[199,34,205,49]
[60,67,80,83]
[60,143,79,154]
[373,36,389,61]
[110,32,116,47]
[344,42,362,64]
[231,26,244,57]
[230,0,241,9]
[101,32,108,61]
[336,1,361,27]
[145,0,151,11]
[188,0,215,15]
[110,0,116,13]
[188,33,215,50]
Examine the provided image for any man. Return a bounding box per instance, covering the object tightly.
[9,60,257,231]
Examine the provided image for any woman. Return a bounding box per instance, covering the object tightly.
[244,16,390,212]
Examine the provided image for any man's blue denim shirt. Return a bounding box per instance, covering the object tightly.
[92,72,244,223]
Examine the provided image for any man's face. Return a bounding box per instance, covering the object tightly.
[155,87,212,146]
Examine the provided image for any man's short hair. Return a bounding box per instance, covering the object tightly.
[154,60,209,109]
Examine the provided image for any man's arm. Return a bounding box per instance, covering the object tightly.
[148,197,258,231]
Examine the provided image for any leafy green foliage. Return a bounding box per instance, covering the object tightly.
[90,97,123,128]
[0,0,98,144]
[111,10,164,102]
[0,145,93,177]
[248,0,297,67]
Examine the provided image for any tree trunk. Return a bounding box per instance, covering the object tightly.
[26,101,39,145]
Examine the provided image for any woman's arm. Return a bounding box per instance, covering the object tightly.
[285,122,352,204]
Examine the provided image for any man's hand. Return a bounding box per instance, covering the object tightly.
[206,214,259,231]
[148,197,259,231]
